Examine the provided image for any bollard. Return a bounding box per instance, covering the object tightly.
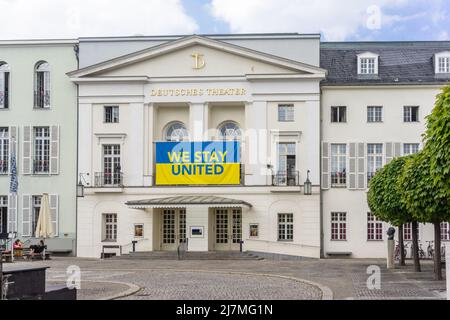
[132,241,138,253]
[239,240,244,253]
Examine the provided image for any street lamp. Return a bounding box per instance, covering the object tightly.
[77,173,89,198]
[304,170,312,195]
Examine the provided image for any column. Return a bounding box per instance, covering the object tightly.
[189,103,208,141]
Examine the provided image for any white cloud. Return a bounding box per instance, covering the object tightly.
[209,0,416,41]
[0,0,198,39]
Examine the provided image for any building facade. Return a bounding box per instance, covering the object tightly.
[0,40,78,254]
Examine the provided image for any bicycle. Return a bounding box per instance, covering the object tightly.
[426,241,434,259]
[394,241,407,261]
[1,274,14,300]
[418,243,426,260]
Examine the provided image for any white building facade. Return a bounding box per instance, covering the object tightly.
[70,34,450,259]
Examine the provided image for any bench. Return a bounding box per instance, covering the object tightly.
[326,251,352,258]
[101,245,122,259]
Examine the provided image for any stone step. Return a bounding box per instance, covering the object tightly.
[111,251,264,261]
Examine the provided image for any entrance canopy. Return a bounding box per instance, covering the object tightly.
[126,196,252,209]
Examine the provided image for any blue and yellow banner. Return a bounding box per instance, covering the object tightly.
[155,141,241,185]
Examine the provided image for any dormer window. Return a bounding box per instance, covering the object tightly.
[357,52,379,75]
[435,52,450,74]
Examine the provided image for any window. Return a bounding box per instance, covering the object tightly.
[0,128,8,174]
[441,222,449,241]
[104,106,119,123]
[367,144,383,182]
[438,56,450,74]
[102,145,121,186]
[278,213,293,241]
[32,195,42,237]
[403,143,419,155]
[33,127,50,174]
[367,212,383,241]
[103,214,117,242]
[404,223,412,241]
[367,106,383,122]
[404,106,419,122]
[0,62,10,109]
[134,224,144,238]
[275,142,297,186]
[217,121,242,140]
[331,106,346,123]
[331,144,346,186]
[34,61,50,108]
[0,196,7,234]
[164,122,189,142]
[278,104,294,122]
[331,212,347,241]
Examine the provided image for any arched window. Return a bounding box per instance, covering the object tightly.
[0,62,10,109]
[34,61,50,108]
[217,121,242,140]
[164,121,189,142]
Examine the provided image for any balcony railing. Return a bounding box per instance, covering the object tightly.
[0,160,8,174]
[34,90,50,108]
[272,171,300,186]
[94,172,123,187]
[33,160,49,174]
[331,172,346,187]
[0,90,9,109]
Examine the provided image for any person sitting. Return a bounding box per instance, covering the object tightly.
[13,239,24,257]
[29,240,45,259]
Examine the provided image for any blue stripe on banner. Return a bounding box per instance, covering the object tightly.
[155,141,240,164]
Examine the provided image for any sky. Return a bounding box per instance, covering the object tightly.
[0,0,448,41]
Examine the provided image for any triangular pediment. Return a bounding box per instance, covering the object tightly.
[68,35,326,79]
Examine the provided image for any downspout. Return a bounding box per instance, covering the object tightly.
[74,43,80,257]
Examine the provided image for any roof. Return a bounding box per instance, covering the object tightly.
[126,196,252,209]
[320,41,450,86]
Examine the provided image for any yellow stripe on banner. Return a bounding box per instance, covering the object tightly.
[155,163,241,185]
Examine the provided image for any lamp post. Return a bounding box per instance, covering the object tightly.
[77,173,89,198]
[304,170,312,195]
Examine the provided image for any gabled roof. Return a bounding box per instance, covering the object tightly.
[321,41,450,86]
[126,195,252,209]
[68,35,326,78]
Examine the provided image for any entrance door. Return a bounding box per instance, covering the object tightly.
[161,209,186,251]
[215,208,242,251]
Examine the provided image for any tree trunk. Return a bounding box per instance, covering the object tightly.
[434,222,442,280]
[399,224,406,266]
[412,221,421,272]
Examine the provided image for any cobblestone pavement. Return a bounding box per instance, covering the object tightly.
[4,257,447,300]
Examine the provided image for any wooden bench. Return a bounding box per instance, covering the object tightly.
[101,245,122,259]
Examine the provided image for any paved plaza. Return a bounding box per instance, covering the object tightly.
[3,257,447,300]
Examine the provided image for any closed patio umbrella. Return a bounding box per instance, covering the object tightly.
[35,194,53,259]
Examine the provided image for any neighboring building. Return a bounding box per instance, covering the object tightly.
[0,40,78,254]
[70,34,325,258]
[321,41,450,258]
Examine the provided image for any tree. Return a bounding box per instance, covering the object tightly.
[400,152,449,280]
[368,157,416,268]
[421,84,450,280]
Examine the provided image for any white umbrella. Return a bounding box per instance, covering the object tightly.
[35,193,53,241]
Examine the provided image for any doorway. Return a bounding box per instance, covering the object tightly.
[214,208,242,251]
[161,209,186,251]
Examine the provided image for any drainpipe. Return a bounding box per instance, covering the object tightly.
[74,43,79,257]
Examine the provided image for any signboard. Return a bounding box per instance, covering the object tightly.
[155,141,241,185]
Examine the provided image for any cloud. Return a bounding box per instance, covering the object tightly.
[0,0,198,39]
[209,0,429,41]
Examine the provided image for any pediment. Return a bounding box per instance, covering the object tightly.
[69,36,326,79]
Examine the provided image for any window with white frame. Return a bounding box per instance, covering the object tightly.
[278,104,294,122]
[102,145,121,186]
[441,222,449,241]
[0,62,10,109]
[0,128,9,174]
[331,144,346,186]
[437,56,450,74]
[104,106,119,123]
[0,196,7,234]
[275,142,297,186]
[367,212,383,240]
[34,61,50,108]
[278,213,293,241]
[404,223,412,241]
[403,143,419,156]
[32,195,42,237]
[367,106,383,122]
[367,144,383,182]
[164,121,189,142]
[103,213,117,242]
[360,57,376,74]
[331,212,347,241]
[33,127,50,174]
[218,121,242,140]
[404,106,419,122]
[331,106,347,123]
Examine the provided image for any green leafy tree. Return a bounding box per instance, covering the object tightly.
[368,157,416,268]
[400,152,449,280]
